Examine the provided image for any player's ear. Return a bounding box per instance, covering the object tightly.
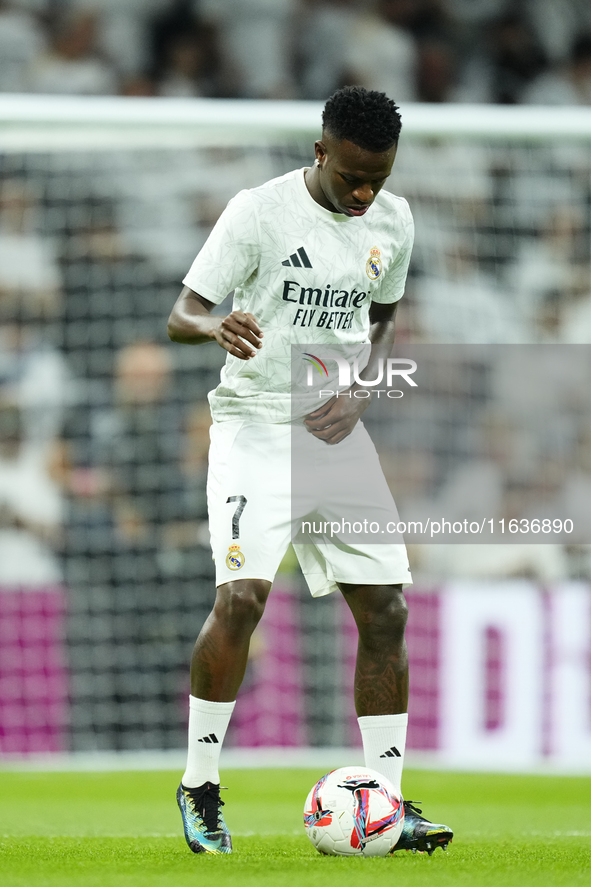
[314,140,327,166]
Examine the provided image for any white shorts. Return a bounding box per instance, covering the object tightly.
[207,420,412,596]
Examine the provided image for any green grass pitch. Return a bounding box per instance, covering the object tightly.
[0,768,589,886]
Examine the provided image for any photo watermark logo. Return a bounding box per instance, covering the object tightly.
[303,353,418,398]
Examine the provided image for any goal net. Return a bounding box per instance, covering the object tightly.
[1,96,590,770]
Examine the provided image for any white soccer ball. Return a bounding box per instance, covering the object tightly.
[303,766,404,857]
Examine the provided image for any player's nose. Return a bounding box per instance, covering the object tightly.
[352,183,374,204]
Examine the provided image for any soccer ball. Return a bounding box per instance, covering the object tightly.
[303,766,404,857]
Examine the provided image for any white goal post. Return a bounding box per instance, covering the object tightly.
[2,94,591,147]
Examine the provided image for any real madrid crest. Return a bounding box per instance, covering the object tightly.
[366,246,382,280]
[226,544,245,570]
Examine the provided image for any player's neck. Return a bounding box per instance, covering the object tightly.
[304,166,338,213]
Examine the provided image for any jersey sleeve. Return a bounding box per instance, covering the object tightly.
[371,198,414,304]
[182,189,261,304]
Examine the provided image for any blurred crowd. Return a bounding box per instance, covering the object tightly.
[2,0,591,105]
[368,347,591,585]
[0,162,224,748]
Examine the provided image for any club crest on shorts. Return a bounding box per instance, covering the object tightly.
[226,544,245,570]
[366,246,382,280]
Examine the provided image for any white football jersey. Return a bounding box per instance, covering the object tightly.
[183,168,414,423]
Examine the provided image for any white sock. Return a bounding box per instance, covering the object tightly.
[358,713,408,797]
[182,696,235,788]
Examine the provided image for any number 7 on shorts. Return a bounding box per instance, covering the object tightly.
[226,495,247,540]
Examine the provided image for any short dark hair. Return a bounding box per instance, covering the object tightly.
[322,85,402,152]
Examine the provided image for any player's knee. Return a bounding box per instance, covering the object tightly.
[384,593,409,638]
[214,579,269,633]
[360,588,408,644]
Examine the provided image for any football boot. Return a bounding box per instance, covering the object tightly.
[391,800,453,856]
[176,781,232,854]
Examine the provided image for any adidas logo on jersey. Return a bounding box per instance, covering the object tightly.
[282,246,312,268]
[197,733,219,744]
[380,746,401,758]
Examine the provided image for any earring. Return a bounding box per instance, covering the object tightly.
[314,158,320,167]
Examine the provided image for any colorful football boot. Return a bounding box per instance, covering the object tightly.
[176,782,232,855]
[391,800,453,856]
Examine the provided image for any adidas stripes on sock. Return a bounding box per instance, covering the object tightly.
[182,696,235,788]
[358,712,408,797]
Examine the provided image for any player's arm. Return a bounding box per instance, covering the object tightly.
[360,299,398,378]
[369,298,398,342]
[167,286,263,361]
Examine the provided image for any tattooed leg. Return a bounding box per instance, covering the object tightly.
[339,583,409,715]
[190,579,271,701]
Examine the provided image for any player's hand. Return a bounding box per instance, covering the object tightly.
[213,310,263,360]
[304,386,370,444]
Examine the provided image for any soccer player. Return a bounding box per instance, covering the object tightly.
[167,86,453,856]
